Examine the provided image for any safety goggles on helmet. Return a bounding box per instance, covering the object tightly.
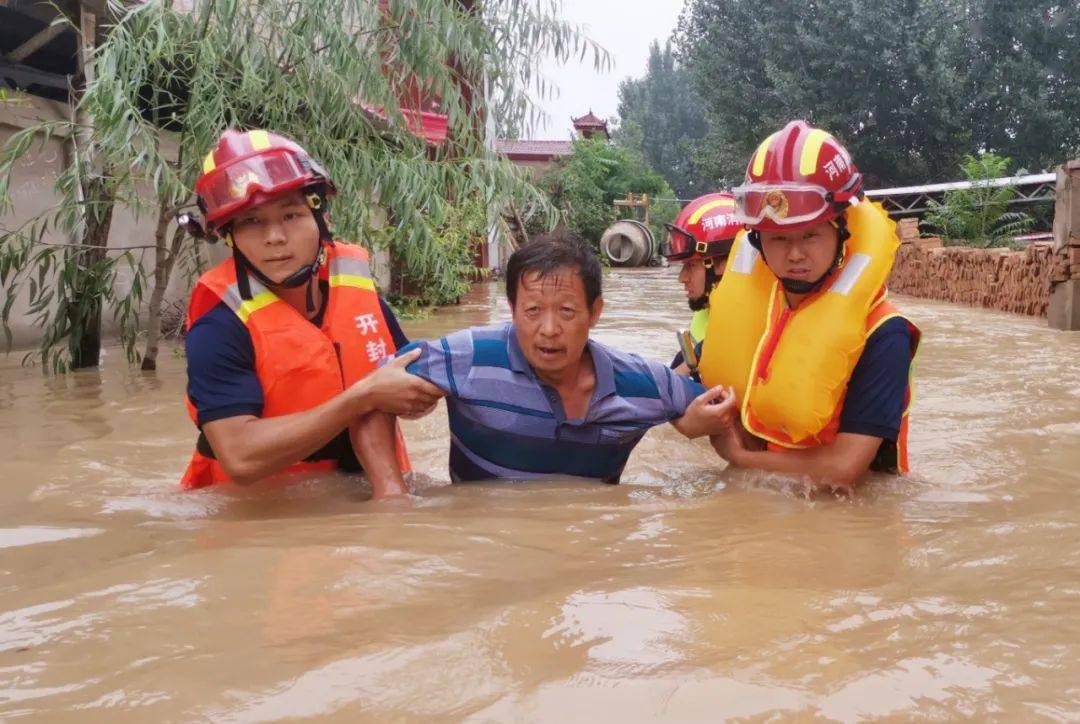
[196,148,317,226]
[661,223,733,262]
[733,182,855,228]
[660,224,698,261]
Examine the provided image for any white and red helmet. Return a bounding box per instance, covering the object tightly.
[195,129,335,231]
[733,120,862,233]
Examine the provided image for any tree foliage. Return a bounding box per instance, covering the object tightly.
[675,0,1080,187]
[615,40,710,199]
[534,136,678,246]
[957,1,1080,173]
[0,0,606,371]
[922,153,1034,248]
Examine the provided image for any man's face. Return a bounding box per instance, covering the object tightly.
[229,191,320,285]
[677,257,726,311]
[758,221,839,284]
[677,259,707,301]
[511,267,602,379]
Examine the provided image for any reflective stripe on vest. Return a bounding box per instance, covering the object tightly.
[180,242,410,489]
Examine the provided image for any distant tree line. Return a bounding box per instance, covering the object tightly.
[616,1,1080,195]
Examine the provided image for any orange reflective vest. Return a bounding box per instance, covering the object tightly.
[749,289,920,472]
[180,242,409,489]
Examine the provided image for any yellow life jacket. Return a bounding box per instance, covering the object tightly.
[698,202,916,455]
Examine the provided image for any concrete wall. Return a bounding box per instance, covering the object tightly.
[2,98,72,351]
[511,158,560,176]
[1049,160,1080,330]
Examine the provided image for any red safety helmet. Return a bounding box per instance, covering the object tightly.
[195,129,335,230]
[661,192,741,265]
[732,120,862,233]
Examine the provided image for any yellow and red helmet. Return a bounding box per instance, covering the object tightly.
[195,129,335,230]
[733,120,862,233]
[661,192,741,263]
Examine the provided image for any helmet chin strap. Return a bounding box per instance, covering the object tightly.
[779,269,832,295]
[764,215,850,298]
[228,189,334,313]
[687,261,722,311]
[233,243,325,312]
[688,294,709,312]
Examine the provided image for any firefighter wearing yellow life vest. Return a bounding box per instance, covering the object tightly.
[699,120,920,490]
[659,193,742,377]
[178,129,443,495]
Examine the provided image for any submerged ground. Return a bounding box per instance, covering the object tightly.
[2,268,1079,720]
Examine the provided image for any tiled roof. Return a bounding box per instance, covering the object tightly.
[494,139,574,157]
[571,111,606,127]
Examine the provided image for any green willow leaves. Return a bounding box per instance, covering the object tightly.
[1,0,607,371]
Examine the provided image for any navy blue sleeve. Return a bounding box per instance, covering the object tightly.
[184,303,264,426]
[839,316,912,440]
[379,296,409,349]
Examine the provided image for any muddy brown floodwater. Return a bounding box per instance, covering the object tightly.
[2,268,1079,721]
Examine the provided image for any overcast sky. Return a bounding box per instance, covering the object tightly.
[532,0,686,140]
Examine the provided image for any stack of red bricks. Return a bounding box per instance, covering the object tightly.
[887,216,1054,317]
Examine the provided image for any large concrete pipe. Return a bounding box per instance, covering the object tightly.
[600,219,655,267]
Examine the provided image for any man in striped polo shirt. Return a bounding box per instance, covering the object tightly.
[399,231,736,483]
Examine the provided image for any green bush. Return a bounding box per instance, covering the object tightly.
[922,153,1034,249]
[382,195,488,310]
[534,136,678,249]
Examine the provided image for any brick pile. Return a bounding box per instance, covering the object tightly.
[887,216,1055,317]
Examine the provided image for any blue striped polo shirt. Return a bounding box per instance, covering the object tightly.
[399,323,706,483]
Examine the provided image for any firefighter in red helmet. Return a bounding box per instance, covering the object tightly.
[179,129,442,494]
[660,192,742,377]
[699,120,921,492]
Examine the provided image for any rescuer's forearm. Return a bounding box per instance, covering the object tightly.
[350,411,408,498]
